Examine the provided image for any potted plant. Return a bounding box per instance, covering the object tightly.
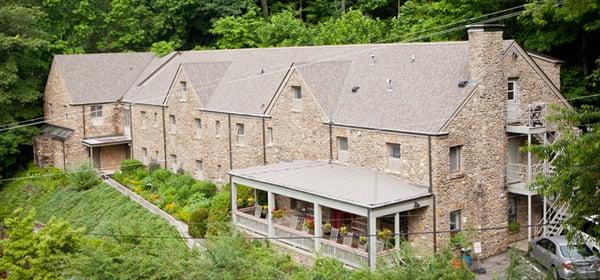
[271,207,286,224]
[340,226,353,246]
[303,218,314,234]
[322,223,332,235]
[358,236,368,251]
[338,226,348,244]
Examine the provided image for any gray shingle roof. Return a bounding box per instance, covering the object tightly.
[54,40,514,133]
[229,160,431,208]
[54,52,155,104]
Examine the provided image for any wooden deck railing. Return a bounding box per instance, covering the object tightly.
[320,239,369,268]
[236,211,268,235]
[273,223,315,252]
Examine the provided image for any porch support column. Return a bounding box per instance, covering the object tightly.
[267,191,275,237]
[543,195,547,236]
[231,182,237,224]
[527,194,532,241]
[367,210,377,269]
[542,131,548,236]
[527,133,532,241]
[394,213,400,249]
[314,203,322,252]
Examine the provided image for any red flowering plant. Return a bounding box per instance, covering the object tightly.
[271,207,286,219]
[303,218,314,230]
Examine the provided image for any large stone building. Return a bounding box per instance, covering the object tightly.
[34,24,570,268]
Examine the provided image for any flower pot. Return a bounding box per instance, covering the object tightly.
[343,236,353,246]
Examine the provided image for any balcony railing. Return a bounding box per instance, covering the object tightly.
[236,211,268,235]
[273,223,315,252]
[321,239,369,268]
[506,104,545,127]
[507,162,545,184]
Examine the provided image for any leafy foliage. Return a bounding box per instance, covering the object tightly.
[530,105,600,243]
[67,161,101,191]
[189,208,208,238]
[0,209,82,280]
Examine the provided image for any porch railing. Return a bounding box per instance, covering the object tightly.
[506,104,546,127]
[273,223,314,252]
[377,248,403,267]
[506,162,544,184]
[320,239,368,268]
[236,211,268,235]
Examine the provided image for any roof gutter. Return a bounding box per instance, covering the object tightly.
[198,108,271,119]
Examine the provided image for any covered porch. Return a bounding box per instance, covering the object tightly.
[82,135,131,172]
[229,161,432,269]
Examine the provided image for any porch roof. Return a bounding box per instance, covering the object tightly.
[229,161,431,209]
[82,135,131,147]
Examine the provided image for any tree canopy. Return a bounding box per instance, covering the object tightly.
[0,0,599,179]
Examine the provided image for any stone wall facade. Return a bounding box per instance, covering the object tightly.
[39,29,569,259]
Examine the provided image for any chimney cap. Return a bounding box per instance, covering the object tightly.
[466,24,504,32]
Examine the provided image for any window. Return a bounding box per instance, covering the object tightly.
[217,164,223,182]
[507,79,517,101]
[387,143,401,170]
[153,113,158,127]
[337,137,348,162]
[449,146,462,173]
[142,148,148,165]
[236,123,245,145]
[215,120,221,137]
[170,154,178,172]
[195,160,203,179]
[63,105,69,120]
[90,105,103,126]
[194,118,202,139]
[266,127,274,145]
[292,86,303,111]
[508,197,517,224]
[141,111,147,129]
[179,81,187,101]
[154,150,159,161]
[450,210,461,232]
[169,115,176,134]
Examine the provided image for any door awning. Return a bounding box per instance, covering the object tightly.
[82,135,131,147]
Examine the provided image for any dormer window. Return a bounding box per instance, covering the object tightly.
[507,79,517,101]
[179,81,187,101]
[292,86,302,111]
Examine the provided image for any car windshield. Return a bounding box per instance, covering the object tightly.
[560,245,594,259]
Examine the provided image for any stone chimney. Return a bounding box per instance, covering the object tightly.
[467,24,505,101]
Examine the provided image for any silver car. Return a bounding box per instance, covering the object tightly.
[528,236,600,279]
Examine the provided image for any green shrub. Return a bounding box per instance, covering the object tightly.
[189,208,209,238]
[195,180,217,198]
[206,187,231,236]
[67,162,101,191]
[120,159,144,175]
[147,160,161,173]
[150,169,172,184]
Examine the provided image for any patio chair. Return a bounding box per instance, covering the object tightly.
[296,217,305,231]
[329,228,339,241]
[287,216,298,228]
[351,220,367,236]
[254,205,262,218]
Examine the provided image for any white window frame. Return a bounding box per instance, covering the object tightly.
[141,111,147,129]
[169,115,176,134]
[90,105,103,126]
[179,81,187,102]
[236,123,245,146]
[337,137,348,162]
[386,143,401,170]
[194,118,202,139]
[170,154,178,172]
[266,127,274,146]
[507,79,517,101]
[449,145,462,173]
[450,210,461,232]
[195,159,203,179]
[291,86,303,111]
[142,147,148,165]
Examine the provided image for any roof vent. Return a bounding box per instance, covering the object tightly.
[370,54,376,64]
[260,69,265,75]
[351,86,360,93]
[458,80,468,87]
[385,79,393,93]
[411,55,415,63]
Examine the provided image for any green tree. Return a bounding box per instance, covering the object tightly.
[0,3,49,178]
[312,9,386,45]
[530,105,600,243]
[0,209,82,280]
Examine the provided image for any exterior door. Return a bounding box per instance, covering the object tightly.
[124,106,131,136]
[92,147,101,170]
[506,79,519,123]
